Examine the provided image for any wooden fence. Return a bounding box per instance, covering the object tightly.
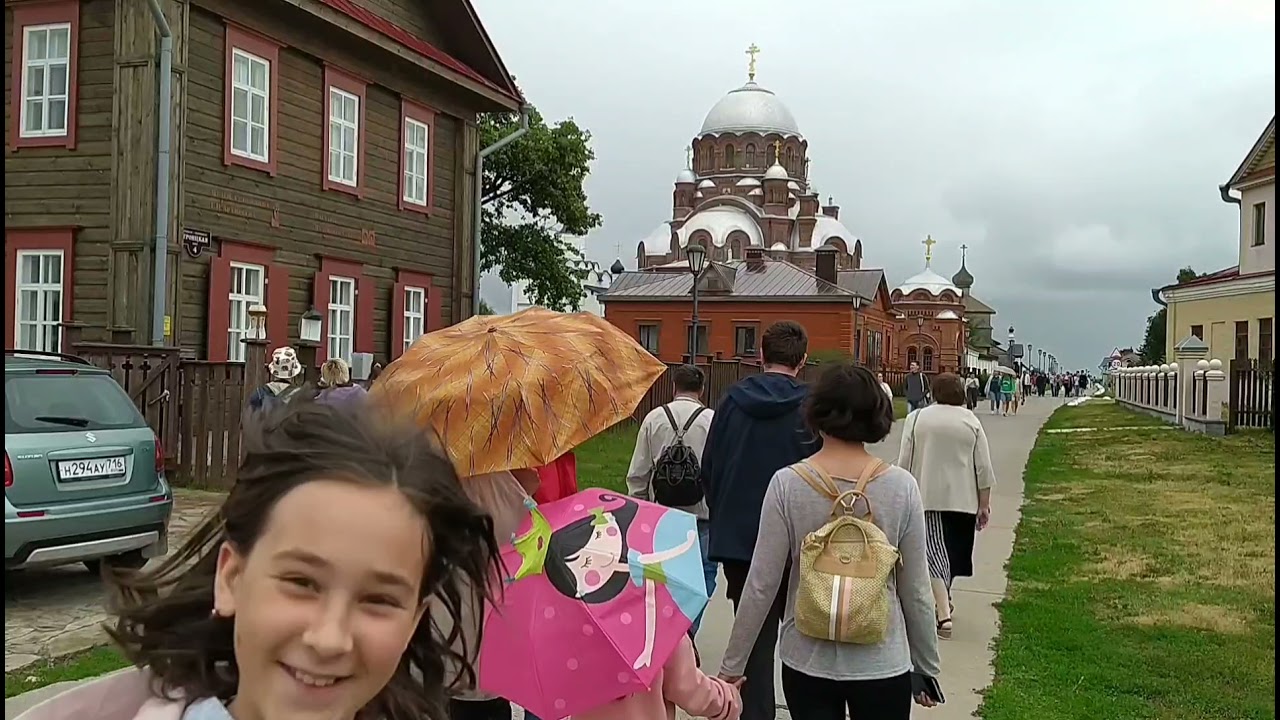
[63,345,935,488]
[1228,358,1274,432]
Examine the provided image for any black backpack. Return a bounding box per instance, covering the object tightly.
[651,404,708,507]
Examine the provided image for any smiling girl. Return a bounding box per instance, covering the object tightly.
[17,401,501,720]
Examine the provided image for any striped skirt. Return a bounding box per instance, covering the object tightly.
[925,510,977,587]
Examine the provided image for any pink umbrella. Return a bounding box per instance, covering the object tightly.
[477,489,708,720]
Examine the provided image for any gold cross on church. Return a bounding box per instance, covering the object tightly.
[922,235,937,264]
[772,139,783,164]
[746,43,761,82]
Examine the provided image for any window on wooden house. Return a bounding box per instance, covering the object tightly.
[230,50,270,162]
[11,1,79,149]
[14,250,65,353]
[637,324,659,355]
[322,67,366,194]
[226,262,265,362]
[223,24,279,174]
[327,276,356,364]
[402,286,426,353]
[399,100,435,212]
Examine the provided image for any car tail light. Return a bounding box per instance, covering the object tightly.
[154,436,165,475]
[4,452,12,488]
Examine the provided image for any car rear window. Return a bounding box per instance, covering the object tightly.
[4,372,147,434]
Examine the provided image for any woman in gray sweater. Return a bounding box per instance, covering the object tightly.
[717,363,942,719]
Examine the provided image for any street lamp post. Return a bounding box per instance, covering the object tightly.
[686,243,707,362]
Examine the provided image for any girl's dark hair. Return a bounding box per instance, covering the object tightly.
[544,493,638,603]
[804,362,894,444]
[106,400,500,720]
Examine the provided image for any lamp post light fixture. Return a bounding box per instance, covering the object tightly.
[686,243,707,361]
[299,307,323,346]
[246,303,268,341]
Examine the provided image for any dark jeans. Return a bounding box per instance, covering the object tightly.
[780,666,912,720]
[692,519,717,635]
[723,560,788,720]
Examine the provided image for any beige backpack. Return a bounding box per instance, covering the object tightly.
[791,459,899,644]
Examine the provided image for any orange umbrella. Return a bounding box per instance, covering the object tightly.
[370,307,667,476]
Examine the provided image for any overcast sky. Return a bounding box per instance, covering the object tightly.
[473,0,1275,371]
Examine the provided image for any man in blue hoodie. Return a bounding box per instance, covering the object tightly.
[702,320,820,720]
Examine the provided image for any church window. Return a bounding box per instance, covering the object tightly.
[745,144,756,167]
[724,144,736,168]
[923,347,934,371]
[785,147,794,171]
[907,346,918,367]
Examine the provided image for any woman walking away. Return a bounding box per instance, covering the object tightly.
[718,364,942,720]
[999,373,1015,416]
[315,357,369,409]
[17,401,502,720]
[987,373,1002,414]
[896,373,995,640]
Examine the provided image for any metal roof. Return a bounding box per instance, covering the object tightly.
[601,259,857,302]
[836,269,885,303]
[963,294,996,314]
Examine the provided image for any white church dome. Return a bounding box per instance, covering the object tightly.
[699,82,802,138]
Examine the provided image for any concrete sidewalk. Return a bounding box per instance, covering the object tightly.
[692,398,1051,719]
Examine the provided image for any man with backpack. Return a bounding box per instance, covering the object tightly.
[702,321,821,720]
[625,363,716,632]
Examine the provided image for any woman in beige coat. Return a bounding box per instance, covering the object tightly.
[896,373,996,639]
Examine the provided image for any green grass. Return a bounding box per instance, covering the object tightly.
[982,402,1276,720]
[574,422,639,494]
[1042,400,1167,430]
[5,646,129,698]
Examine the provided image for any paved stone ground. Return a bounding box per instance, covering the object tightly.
[4,489,225,672]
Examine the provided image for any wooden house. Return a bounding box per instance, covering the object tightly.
[5,0,522,365]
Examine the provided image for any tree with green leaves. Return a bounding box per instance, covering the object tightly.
[480,106,602,311]
[1139,266,1204,363]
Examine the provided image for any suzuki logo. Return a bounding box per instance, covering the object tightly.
[85,432,97,443]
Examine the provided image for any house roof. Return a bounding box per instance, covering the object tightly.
[601,259,858,302]
[963,293,995,314]
[836,269,887,304]
[319,0,522,105]
[1224,116,1276,190]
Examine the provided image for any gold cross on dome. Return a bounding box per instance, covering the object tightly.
[959,243,968,262]
[772,139,783,164]
[922,235,937,264]
[746,43,761,81]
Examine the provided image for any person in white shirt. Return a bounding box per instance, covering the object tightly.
[877,371,894,404]
[896,372,995,640]
[626,364,716,632]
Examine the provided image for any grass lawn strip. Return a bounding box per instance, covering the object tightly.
[4,646,129,698]
[981,401,1275,720]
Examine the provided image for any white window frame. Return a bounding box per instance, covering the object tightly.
[19,23,72,139]
[229,47,271,163]
[402,286,426,353]
[226,262,266,362]
[14,250,64,353]
[402,117,430,206]
[328,87,360,187]
[327,275,355,364]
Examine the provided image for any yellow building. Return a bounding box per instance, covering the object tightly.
[1159,117,1275,363]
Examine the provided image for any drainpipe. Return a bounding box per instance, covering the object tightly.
[1218,184,1241,205]
[1151,288,1167,308]
[473,105,530,316]
[145,0,174,345]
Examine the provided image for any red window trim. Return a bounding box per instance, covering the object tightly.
[4,227,76,350]
[206,240,290,360]
[390,268,439,359]
[312,256,373,364]
[321,65,368,197]
[398,98,437,214]
[8,0,80,151]
[223,22,282,176]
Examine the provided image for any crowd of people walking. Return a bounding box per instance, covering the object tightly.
[20,314,1020,720]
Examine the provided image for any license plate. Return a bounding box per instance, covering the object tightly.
[57,457,127,481]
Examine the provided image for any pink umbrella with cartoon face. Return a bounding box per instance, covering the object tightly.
[476,489,708,720]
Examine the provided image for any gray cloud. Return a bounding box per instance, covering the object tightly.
[474,0,1274,370]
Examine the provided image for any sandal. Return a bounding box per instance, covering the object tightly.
[937,619,953,639]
